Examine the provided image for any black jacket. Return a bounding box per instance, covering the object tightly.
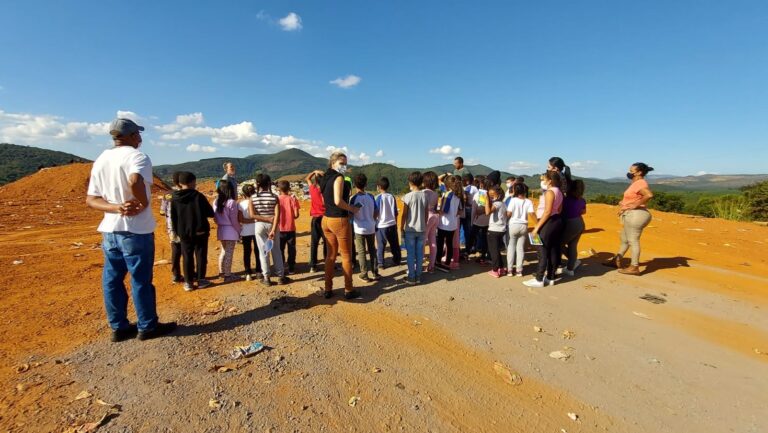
[170,189,214,240]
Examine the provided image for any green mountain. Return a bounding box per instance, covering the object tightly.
[153,148,329,183]
[0,143,90,185]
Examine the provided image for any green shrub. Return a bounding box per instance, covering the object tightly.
[742,180,768,221]
[648,192,685,213]
[710,195,750,221]
[589,194,621,206]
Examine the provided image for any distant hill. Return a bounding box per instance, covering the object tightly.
[0,143,90,185]
[649,174,768,190]
[154,148,329,184]
[152,148,676,195]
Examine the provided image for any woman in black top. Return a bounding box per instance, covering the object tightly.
[319,152,360,299]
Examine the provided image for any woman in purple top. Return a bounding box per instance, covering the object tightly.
[213,181,242,282]
[560,180,586,276]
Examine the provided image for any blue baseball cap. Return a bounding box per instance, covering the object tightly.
[109,118,145,137]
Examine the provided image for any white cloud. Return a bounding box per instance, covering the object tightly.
[0,109,120,145]
[429,145,461,155]
[375,149,384,157]
[186,144,217,153]
[278,12,302,31]
[696,171,717,176]
[570,160,600,170]
[154,114,321,152]
[508,161,538,173]
[330,75,362,89]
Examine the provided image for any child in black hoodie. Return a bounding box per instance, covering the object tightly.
[171,171,215,291]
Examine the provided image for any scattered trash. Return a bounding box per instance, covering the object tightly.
[413,320,422,326]
[74,390,93,401]
[95,399,121,410]
[562,330,576,340]
[493,361,523,385]
[754,348,768,356]
[230,342,266,359]
[12,260,23,265]
[632,311,652,320]
[348,396,360,407]
[209,399,222,409]
[371,367,382,373]
[533,326,543,333]
[14,363,30,373]
[63,412,117,433]
[648,358,662,364]
[153,259,170,266]
[639,294,667,304]
[549,351,571,361]
[209,360,251,373]
[567,412,579,421]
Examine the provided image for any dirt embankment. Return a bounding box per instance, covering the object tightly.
[1,164,766,433]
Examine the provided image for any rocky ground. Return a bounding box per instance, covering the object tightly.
[1,164,766,433]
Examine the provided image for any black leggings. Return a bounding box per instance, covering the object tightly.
[536,217,564,281]
[280,231,297,272]
[487,230,506,270]
[242,235,262,274]
[436,228,455,266]
[171,241,182,280]
[309,216,326,268]
[180,234,209,284]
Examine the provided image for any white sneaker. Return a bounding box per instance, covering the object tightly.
[183,283,195,292]
[506,269,515,277]
[523,278,545,288]
[546,278,555,286]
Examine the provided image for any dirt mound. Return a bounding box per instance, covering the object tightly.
[0,162,170,202]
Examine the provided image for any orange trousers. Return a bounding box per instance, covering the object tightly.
[321,216,354,292]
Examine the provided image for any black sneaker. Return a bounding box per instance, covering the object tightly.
[371,273,382,281]
[435,263,451,273]
[278,276,291,285]
[137,322,177,341]
[322,290,334,299]
[260,278,273,287]
[344,290,361,300]
[171,276,183,284]
[111,324,138,342]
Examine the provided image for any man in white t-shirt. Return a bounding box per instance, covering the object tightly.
[86,118,176,342]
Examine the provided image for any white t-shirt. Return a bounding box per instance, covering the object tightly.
[350,192,377,235]
[438,192,461,231]
[506,197,535,225]
[238,199,256,236]
[376,192,398,228]
[87,146,156,234]
[488,201,508,233]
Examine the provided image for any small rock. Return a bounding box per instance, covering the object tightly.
[533,326,543,333]
[209,399,222,409]
[549,351,571,361]
[74,390,93,401]
[562,330,575,339]
[371,367,382,373]
[12,260,24,265]
[567,412,579,421]
[348,396,360,407]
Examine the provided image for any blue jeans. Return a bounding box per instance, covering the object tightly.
[102,232,158,332]
[404,231,425,279]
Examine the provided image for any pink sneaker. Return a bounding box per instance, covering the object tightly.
[488,269,501,278]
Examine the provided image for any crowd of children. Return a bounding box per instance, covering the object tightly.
[160,156,593,293]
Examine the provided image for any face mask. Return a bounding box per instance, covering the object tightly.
[626,172,635,180]
[336,164,348,175]
[540,181,548,191]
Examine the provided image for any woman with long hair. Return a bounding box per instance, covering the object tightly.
[212,180,241,282]
[319,152,360,299]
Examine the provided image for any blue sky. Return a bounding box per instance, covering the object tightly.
[1,0,766,178]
